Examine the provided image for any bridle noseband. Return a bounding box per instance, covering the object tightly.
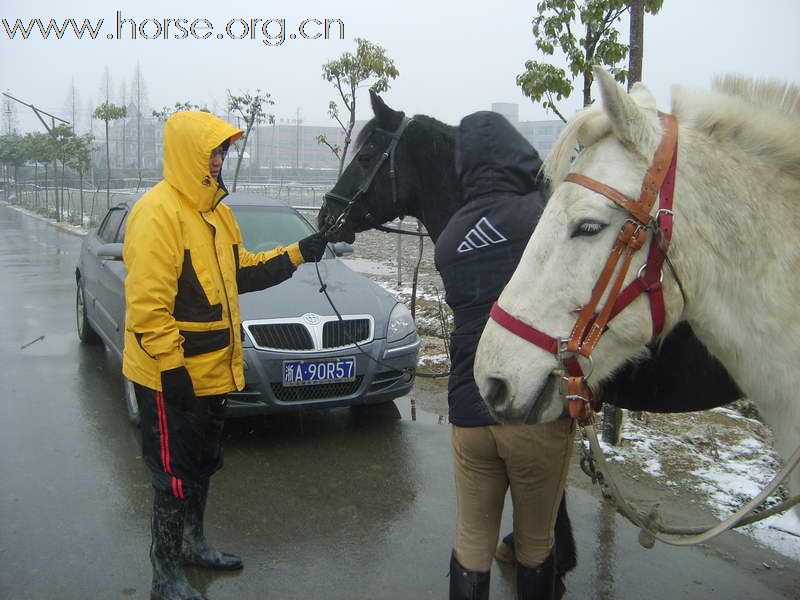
[321,116,414,237]
[490,113,679,422]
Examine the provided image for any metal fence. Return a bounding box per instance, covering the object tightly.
[1,180,336,228]
[2,180,427,286]
[3,183,141,229]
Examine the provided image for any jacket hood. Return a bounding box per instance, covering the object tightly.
[163,111,242,212]
[455,111,544,203]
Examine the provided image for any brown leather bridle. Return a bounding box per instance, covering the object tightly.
[490,113,679,422]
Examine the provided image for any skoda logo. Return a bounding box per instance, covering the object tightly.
[303,313,321,325]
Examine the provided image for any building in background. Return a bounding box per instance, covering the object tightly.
[490,102,565,157]
[100,103,564,180]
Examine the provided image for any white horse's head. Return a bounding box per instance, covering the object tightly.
[474,68,685,424]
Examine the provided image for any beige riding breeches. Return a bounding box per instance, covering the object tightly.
[451,418,575,571]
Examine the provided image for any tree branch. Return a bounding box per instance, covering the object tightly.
[545,91,568,123]
[317,136,340,158]
[335,77,351,114]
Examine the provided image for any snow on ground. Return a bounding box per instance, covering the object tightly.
[418,353,449,367]
[597,407,800,561]
[340,256,397,278]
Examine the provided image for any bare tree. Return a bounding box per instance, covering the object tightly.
[132,64,148,176]
[64,79,80,133]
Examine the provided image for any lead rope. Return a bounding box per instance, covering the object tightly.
[577,411,800,547]
[312,256,449,380]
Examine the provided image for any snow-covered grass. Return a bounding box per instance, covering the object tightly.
[597,407,799,561]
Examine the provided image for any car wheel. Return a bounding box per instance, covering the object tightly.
[76,282,101,344]
[124,377,141,427]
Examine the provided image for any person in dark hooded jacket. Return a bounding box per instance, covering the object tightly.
[434,112,573,599]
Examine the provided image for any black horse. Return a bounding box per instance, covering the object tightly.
[318,91,742,584]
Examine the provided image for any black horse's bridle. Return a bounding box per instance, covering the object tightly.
[321,116,426,238]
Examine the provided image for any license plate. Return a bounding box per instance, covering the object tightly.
[282,357,356,387]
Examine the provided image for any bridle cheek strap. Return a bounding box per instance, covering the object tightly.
[489,113,678,423]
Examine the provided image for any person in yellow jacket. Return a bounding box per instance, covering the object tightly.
[123,110,327,600]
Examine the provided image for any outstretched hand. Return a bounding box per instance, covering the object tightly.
[298,232,328,263]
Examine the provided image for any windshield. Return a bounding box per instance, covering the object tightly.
[232,205,332,258]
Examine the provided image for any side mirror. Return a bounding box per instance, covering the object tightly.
[332,241,354,257]
[97,243,123,260]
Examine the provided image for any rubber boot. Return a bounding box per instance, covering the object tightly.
[150,489,206,600]
[183,482,243,571]
[449,550,490,600]
[516,551,564,600]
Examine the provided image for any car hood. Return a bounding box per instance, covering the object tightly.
[237,258,399,338]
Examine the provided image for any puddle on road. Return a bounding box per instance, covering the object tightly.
[393,396,447,425]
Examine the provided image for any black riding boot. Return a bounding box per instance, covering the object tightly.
[183,482,243,571]
[516,551,564,600]
[150,489,206,600]
[449,550,490,600]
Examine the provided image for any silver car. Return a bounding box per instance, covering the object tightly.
[75,192,419,424]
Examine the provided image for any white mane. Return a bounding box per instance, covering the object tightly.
[544,75,800,185]
[673,76,800,179]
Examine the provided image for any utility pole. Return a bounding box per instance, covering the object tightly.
[628,0,645,90]
[602,0,646,447]
[2,91,18,135]
[2,92,70,136]
[3,92,70,221]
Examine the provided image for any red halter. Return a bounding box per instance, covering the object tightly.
[490,113,678,422]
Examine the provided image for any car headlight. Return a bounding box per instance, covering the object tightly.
[387,302,416,344]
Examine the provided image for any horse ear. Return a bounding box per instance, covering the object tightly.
[369,89,403,128]
[593,67,660,156]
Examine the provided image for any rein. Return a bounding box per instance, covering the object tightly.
[490,112,679,422]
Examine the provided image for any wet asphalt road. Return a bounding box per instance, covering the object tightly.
[0,203,798,600]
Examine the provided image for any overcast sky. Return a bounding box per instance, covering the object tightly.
[1,0,798,134]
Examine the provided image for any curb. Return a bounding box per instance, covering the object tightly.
[0,200,89,238]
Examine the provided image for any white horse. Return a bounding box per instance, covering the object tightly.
[474,68,800,533]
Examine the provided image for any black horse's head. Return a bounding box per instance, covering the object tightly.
[318,91,417,243]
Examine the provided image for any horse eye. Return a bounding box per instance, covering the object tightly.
[571,220,607,238]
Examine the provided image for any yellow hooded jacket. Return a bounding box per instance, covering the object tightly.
[122,111,305,396]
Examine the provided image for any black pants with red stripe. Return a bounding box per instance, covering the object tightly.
[135,383,226,500]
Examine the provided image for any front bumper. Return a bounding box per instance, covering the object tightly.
[225,336,420,417]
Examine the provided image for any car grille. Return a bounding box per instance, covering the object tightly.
[322,318,371,348]
[271,376,364,401]
[245,317,372,351]
[247,323,313,350]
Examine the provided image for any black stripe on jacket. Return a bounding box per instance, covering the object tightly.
[233,244,297,294]
[180,328,231,357]
[174,250,223,323]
